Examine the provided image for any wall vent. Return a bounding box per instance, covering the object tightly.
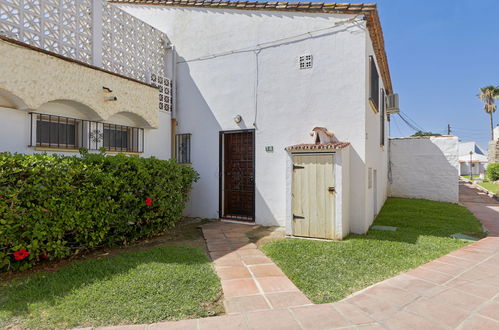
[299,54,313,69]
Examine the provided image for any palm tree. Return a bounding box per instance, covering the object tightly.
[478,85,499,140]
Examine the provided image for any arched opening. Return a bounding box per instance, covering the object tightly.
[37,100,103,121]
[106,111,151,128]
[0,88,28,110]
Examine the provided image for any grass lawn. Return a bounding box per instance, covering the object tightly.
[478,181,499,194]
[0,246,222,329]
[262,198,485,304]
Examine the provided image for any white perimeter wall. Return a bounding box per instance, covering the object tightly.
[389,136,459,203]
[120,5,389,232]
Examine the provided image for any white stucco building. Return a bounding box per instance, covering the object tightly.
[115,0,396,237]
[458,141,488,177]
[1,0,403,239]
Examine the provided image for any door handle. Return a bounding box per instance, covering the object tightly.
[328,187,336,192]
[293,214,305,220]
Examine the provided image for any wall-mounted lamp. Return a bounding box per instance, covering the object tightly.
[234,115,242,124]
[102,87,113,93]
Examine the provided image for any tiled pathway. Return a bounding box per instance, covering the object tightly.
[97,184,499,329]
[202,222,312,314]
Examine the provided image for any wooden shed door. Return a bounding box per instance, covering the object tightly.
[292,154,335,239]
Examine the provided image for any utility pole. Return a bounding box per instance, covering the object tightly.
[447,124,451,135]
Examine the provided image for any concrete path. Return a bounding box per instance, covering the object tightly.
[459,181,499,236]
[97,184,499,330]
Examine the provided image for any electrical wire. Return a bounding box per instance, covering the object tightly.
[177,16,363,64]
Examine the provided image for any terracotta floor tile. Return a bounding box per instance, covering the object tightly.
[237,249,266,257]
[478,302,499,321]
[459,315,499,330]
[209,250,239,260]
[363,283,419,306]
[232,242,258,250]
[291,304,351,329]
[225,294,271,314]
[250,264,285,277]
[148,319,198,330]
[224,231,248,238]
[246,309,301,330]
[423,260,468,276]
[345,294,399,320]
[383,311,446,330]
[213,257,244,267]
[452,281,499,299]
[430,288,486,311]
[265,291,311,308]
[404,297,469,328]
[257,276,299,293]
[198,314,247,330]
[216,266,252,280]
[207,242,234,252]
[387,274,440,296]
[332,301,374,325]
[405,266,454,285]
[242,256,274,265]
[221,278,260,297]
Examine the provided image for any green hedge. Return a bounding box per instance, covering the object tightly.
[487,163,499,182]
[0,152,198,271]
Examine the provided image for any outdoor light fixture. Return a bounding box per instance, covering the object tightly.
[234,115,242,124]
[102,87,113,93]
[105,96,118,101]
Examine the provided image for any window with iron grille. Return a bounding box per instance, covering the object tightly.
[176,134,191,164]
[369,56,379,112]
[30,113,144,153]
[380,88,385,146]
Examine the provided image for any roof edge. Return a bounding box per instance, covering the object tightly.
[110,0,392,94]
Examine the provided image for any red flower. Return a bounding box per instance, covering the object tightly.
[145,197,153,206]
[13,248,30,261]
[40,253,48,259]
[42,209,50,213]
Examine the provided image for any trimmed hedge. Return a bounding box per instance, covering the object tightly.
[0,152,198,271]
[487,163,499,182]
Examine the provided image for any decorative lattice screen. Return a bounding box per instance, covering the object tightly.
[0,0,171,112]
[0,0,93,63]
[102,2,167,82]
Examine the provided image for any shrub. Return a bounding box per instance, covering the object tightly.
[0,152,198,271]
[487,163,499,181]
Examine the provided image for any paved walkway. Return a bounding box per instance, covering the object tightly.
[459,181,499,236]
[97,184,499,330]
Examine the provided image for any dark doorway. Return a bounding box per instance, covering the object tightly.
[219,130,255,221]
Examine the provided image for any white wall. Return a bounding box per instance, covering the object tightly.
[389,136,459,203]
[361,33,389,233]
[120,5,374,229]
[0,105,171,160]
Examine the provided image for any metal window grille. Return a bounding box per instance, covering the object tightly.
[369,56,379,111]
[29,112,144,153]
[176,133,191,163]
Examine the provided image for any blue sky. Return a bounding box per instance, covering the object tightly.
[348,0,499,148]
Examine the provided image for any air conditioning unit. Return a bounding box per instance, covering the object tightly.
[386,93,400,114]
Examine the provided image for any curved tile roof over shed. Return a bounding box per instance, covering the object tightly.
[111,0,393,94]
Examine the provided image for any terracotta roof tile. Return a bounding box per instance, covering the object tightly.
[285,142,350,151]
[110,0,392,94]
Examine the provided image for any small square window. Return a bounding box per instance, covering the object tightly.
[299,54,313,69]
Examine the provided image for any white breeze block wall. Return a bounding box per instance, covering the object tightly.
[389,136,459,203]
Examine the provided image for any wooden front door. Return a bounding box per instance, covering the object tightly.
[220,130,255,221]
[292,154,336,239]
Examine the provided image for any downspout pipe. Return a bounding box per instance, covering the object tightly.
[165,43,177,119]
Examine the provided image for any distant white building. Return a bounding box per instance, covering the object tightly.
[458,141,487,177]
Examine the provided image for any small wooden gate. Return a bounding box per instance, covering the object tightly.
[292,154,335,239]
